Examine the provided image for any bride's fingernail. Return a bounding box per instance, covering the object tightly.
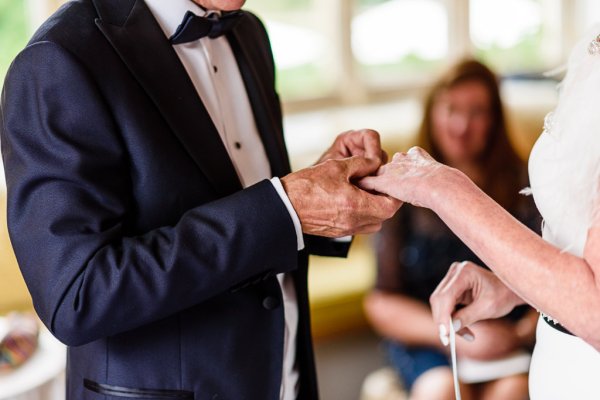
[439,324,449,347]
[462,333,475,342]
[440,334,449,347]
[452,319,462,332]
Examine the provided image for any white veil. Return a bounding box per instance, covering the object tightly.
[528,24,600,256]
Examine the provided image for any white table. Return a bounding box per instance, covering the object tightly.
[0,322,66,400]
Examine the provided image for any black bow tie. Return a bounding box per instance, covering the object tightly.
[170,10,244,44]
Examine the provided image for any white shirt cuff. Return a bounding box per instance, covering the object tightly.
[270,177,305,251]
[334,235,352,242]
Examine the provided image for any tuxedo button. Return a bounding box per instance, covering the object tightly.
[234,141,242,149]
[262,296,280,310]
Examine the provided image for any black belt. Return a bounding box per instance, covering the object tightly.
[543,314,573,336]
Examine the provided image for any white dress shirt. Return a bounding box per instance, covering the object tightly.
[144,1,302,398]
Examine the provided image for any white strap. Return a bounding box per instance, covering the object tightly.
[449,318,462,400]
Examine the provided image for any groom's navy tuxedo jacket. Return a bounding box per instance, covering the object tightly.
[0,0,349,398]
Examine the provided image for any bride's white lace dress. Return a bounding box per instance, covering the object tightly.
[528,26,600,399]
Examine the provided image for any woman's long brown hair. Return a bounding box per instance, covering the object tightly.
[416,59,526,211]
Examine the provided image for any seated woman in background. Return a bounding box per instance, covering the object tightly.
[364,59,539,400]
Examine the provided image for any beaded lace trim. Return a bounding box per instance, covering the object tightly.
[588,34,600,55]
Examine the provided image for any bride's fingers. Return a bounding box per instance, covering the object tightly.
[430,262,473,337]
[407,146,425,156]
[374,163,390,176]
[357,176,382,192]
[455,326,476,342]
[405,147,439,170]
[390,147,435,166]
[407,146,433,159]
[392,152,406,162]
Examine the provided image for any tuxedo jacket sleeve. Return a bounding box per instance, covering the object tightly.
[0,0,348,398]
[3,33,303,346]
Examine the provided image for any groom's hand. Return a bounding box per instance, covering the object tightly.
[316,129,388,165]
[281,156,401,238]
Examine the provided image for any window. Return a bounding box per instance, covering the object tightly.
[0,1,589,110]
[0,0,30,190]
[247,0,577,104]
[245,0,337,100]
[0,0,29,83]
[353,0,448,87]
[470,0,562,73]
[576,0,600,38]
[249,0,452,102]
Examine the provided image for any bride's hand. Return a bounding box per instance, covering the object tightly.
[430,261,525,345]
[359,146,451,208]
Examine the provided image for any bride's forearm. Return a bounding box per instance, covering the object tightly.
[428,168,600,346]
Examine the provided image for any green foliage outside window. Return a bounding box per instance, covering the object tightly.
[0,0,29,85]
[475,29,546,73]
[276,64,332,100]
[357,0,391,9]
[359,55,444,85]
[246,0,334,100]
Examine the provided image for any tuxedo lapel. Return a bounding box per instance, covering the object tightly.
[227,27,291,178]
[92,0,242,197]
